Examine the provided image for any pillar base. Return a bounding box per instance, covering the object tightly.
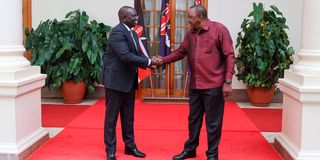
[278,70,320,160]
[0,66,47,159]
[0,129,49,160]
[275,134,320,160]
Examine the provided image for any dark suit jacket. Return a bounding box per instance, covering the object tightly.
[103,23,149,92]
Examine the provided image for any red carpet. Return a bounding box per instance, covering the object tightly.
[42,104,89,127]
[242,108,282,132]
[29,100,281,160]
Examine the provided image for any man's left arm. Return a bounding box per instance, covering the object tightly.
[220,26,236,97]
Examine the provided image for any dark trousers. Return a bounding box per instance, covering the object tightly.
[184,87,225,158]
[104,87,136,154]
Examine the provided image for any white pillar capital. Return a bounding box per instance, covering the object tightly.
[0,0,31,71]
[292,0,320,75]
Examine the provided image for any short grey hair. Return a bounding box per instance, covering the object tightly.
[190,5,207,18]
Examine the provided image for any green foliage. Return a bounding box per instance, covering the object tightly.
[25,10,111,94]
[235,3,294,88]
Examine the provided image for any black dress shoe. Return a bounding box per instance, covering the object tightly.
[107,153,116,160]
[173,150,196,160]
[124,147,146,158]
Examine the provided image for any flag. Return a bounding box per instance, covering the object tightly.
[160,0,171,58]
[134,0,151,82]
[195,0,201,5]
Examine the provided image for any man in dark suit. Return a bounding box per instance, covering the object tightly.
[103,6,155,160]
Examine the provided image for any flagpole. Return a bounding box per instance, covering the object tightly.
[167,64,170,98]
[149,74,154,97]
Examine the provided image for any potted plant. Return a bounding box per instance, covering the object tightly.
[25,10,111,103]
[235,3,294,106]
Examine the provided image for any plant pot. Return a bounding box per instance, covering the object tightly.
[246,86,275,107]
[60,80,86,104]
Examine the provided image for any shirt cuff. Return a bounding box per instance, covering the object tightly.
[162,57,168,64]
[148,59,151,66]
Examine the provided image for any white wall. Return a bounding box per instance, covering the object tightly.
[32,0,133,28]
[32,1,303,89]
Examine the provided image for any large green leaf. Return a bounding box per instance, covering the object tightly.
[252,3,264,25]
[24,10,111,94]
[86,49,98,65]
[270,5,283,16]
[55,46,68,60]
[69,55,82,75]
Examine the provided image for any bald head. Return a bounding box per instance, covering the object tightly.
[118,6,139,28]
[118,6,134,22]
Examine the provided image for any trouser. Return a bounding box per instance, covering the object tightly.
[104,87,136,154]
[184,87,225,158]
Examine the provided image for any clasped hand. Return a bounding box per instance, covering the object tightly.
[149,56,163,70]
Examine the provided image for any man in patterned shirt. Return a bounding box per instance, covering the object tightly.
[154,5,235,160]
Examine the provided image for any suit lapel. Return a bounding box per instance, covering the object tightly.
[119,23,139,53]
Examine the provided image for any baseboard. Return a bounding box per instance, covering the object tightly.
[42,86,283,103]
[143,89,283,103]
[274,138,294,160]
[41,85,105,99]
[232,89,283,102]
[143,96,189,104]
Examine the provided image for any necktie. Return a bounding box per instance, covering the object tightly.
[130,30,139,73]
[130,30,138,50]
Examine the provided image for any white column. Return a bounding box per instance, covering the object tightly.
[276,0,320,159]
[0,0,30,70]
[0,0,48,159]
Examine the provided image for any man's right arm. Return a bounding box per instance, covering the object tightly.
[158,33,190,65]
[109,29,150,69]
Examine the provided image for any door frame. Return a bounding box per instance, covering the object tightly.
[22,0,32,60]
[22,0,208,99]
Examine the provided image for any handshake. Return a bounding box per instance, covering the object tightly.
[149,56,164,70]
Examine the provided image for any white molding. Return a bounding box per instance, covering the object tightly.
[0,74,46,87]
[261,132,281,143]
[0,45,30,70]
[296,50,320,62]
[279,71,320,103]
[280,81,320,103]
[0,66,47,98]
[0,128,47,154]
[44,127,64,138]
[0,45,25,56]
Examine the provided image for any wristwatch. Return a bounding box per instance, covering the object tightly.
[225,79,232,84]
